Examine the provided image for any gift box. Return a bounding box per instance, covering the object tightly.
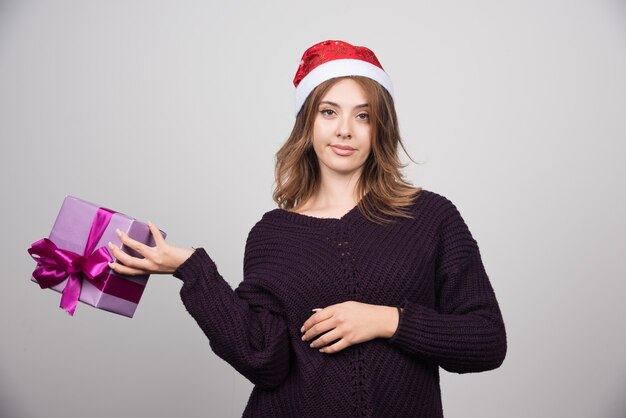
[27,196,166,317]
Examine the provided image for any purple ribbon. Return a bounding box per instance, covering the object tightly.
[28,207,115,316]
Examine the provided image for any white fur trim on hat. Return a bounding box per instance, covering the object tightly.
[294,58,394,116]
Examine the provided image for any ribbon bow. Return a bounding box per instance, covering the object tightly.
[28,207,115,316]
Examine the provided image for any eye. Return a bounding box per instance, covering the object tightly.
[356,113,369,121]
[320,109,336,117]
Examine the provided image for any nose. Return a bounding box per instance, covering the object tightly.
[336,117,352,139]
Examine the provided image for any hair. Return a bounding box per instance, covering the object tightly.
[272,75,423,225]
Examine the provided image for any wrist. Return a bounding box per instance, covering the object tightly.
[380,305,401,339]
[171,247,196,272]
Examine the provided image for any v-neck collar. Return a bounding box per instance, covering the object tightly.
[268,192,370,227]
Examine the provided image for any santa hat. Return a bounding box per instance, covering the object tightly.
[293,40,394,116]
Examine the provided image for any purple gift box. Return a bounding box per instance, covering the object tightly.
[27,196,166,317]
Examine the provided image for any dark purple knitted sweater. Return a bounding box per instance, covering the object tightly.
[173,189,507,417]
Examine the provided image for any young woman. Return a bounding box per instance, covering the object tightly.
[107,40,507,417]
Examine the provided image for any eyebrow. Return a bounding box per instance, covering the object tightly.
[319,101,369,110]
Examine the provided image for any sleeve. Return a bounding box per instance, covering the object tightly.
[172,226,292,389]
[387,198,507,374]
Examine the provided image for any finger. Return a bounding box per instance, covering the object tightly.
[308,327,341,349]
[108,241,150,270]
[108,261,148,276]
[147,221,166,246]
[116,228,151,256]
[300,307,325,333]
[302,316,336,342]
[320,338,348,354]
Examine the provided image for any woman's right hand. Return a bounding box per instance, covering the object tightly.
[107,221,195,276]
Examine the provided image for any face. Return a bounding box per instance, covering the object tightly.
[311,78,372,179]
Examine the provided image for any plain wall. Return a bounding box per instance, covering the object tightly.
[1,1,625,417]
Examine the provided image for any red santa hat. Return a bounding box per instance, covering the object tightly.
[293,40,395,116]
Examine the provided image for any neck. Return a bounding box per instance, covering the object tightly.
[311,167,364,210]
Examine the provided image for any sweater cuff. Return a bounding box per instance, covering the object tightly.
[172,247,217,285]
[387,300,433,354]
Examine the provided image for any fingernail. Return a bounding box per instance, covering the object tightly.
[300,326,305,333]
[108,262,114,269]
[147,220,153,227]
[116,228,122,236]
[108,241,113,249]
[312,308,321,312]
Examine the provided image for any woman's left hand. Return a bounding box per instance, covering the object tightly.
[300,301,399,354]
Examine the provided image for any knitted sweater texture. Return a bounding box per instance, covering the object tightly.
[173,189,507,417]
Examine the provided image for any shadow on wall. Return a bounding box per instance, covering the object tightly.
[610,375,626,418]
[0,396,23,418]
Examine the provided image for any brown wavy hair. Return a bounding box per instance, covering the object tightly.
[272,75,423,225]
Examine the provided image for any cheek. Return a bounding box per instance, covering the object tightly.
[311,129,327,153]
[359,126,372,147]
[312,128,335,149]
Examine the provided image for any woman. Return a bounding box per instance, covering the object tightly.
[107,40,507,417]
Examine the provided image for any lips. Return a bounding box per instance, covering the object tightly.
[330,145,355,156]
[331,145,355,151]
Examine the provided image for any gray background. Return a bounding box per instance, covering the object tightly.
[1,1,625,417]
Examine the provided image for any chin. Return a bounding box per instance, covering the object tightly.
[321,160,366,174]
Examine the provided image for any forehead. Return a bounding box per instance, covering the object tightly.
[321,78,368,104]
